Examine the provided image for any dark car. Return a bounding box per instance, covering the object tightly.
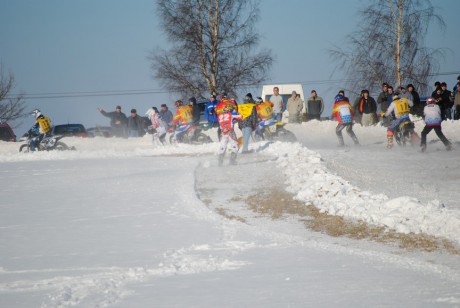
[52,124,89,138]
[0,122,16,142]
[86,126,113,138]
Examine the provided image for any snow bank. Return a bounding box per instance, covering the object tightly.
[262,142,460,244]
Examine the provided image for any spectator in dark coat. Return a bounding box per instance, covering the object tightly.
[377,83,390,126]
[127,109,145,137]
[407,84,422,117]
[98,105,128,138]
[189,97,201,125]
[440,82,453,120]
[358,90,377,126]
[160,104,173,128]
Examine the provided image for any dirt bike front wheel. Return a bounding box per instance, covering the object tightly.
[55,142,69,151]
[19,144,30,152]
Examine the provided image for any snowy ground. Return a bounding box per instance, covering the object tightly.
[1,120,460,307]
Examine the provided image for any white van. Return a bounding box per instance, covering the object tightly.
[261,84,306,122]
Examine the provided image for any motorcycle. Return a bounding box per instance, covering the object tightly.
[253,119,297,142]
[394,120,420,147]
[19,133,75,152]
[169,123,212,145]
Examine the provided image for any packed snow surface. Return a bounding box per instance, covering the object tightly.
[1,120,459,307]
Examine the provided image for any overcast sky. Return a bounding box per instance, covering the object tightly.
[1,0,459,133]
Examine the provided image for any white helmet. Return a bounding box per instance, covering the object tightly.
[32,109,41,119]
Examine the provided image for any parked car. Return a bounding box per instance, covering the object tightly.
[0,122,16,142]
[52,124,89,138]
[86,126,113,138]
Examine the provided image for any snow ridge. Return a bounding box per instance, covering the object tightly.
[262,142,460,244]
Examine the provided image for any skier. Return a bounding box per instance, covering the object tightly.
[172,100,195,142]
[420,97,452,152]
[217,103,242,166]
[331,94,360,146]
[146,107,167,145]
[29,109,52,151]
[383,91,413,149]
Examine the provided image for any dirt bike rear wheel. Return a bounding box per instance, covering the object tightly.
[195,133,212,144]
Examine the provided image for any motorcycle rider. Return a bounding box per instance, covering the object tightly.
[29,109,52,151]
[254,97,274,139]
[217,103,242,166]
[172,100,195,142]
[420,97,452,152]
[331,94,360,146]
[383,91,413,149]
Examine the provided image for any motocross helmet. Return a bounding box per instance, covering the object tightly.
[175,100,183,107]
[334,94,344,102]
[393,91,401,100]
[223,103,234,112]
[255,97,263,104]
[32,109,41,119]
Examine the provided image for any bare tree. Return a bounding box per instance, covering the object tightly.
[329,0,445,96]
[151,0,273,98]
[0,66,26,124]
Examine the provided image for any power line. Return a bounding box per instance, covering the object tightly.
[6,71,459,100]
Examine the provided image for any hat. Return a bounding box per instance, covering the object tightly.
[338,90,345,96]
[131,109,137,113]
[407,84,414,89]
[245,93,253,99]
[362,89,369,94]
[189,96,196,104]
[116,105,121,109]
[161,104,167,108]
[210,94,216,100]
[152,107,159,113]
[457,75,460,81]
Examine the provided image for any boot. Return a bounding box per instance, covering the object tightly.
[218,154,224,166]
[421,144,427,153]
[230,152,237,165]
[337,136,345,147]
[386,135,394,149]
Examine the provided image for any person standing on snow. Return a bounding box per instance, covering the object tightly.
[237,93,258,153]
[358,90,377,126]
[420,97,452,152]
[217,103,242,166]
[189,97,201,126]
[306,90,324,121]
[98,105,127,138]
[159,104,173,129]
[205,94,220,140]
[383,91,413,149]
[146,107,167,145]
[286,91,303,123]
[127,109,145,138]
[331,94,360,147]
[269,87,285,122]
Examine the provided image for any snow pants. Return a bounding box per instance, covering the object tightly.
[420,125,450,146]
[336,123,359,145]
[218,130,239,155]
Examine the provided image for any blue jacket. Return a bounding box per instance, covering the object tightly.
[205,101,218,123]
